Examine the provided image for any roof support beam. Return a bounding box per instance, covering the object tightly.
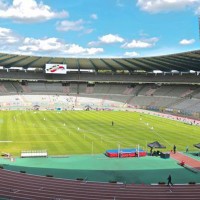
[169,55,200,71]
[22,57,42,69]
[76,59,80,73]
[0,55,20,67]
[3,56,30,68]
[124,59,152,72]
[140,58,172,72]
[100,59,116,73]
[112,59,133,73]
[46,58,54,64]
[158,57,195,72]
[146,57,186,72]
[89,59,98,72]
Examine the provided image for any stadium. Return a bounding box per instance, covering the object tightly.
[0,49,199,199]
[0,0,200,199]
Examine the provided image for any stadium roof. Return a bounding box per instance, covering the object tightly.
[1,49,200,73]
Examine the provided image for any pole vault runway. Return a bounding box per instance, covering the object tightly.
[170,152,200,171]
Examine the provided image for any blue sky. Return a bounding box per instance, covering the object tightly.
[0,0,199,58]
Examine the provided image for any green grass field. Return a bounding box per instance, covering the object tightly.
[0,110,199,156]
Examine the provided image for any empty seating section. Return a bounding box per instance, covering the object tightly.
[129,96,177,108]
[11,82,24,93]
[109,84,128,94]
[28,82,46,93]
[181,89,194,97]
[123,86,133,95]
[165,85,192,97]
[137,85,154,96]
[70,83,78,94]
[0,84,7,93]
[25,82,63,94]
[153,85,191,97]
[172,99,200,113]
[3,82,17,93]
[78,83,87,94]
[86,86,94,94]
[0,80,200,114]
[193,88,200,99]
[45,83,63,93]
[194,93,200,99]
[63,86,70,94]
[108,95,130,103]
[146,87,158,96]
[21,85,32,93]
[0,168,199,200]
[93,83,111,94]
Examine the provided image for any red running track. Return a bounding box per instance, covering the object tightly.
[0,168,200,199]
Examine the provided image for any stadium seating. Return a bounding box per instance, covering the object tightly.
[0,78,200,117]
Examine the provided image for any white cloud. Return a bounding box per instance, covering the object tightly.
[137,0,199,13]
[122,37,159,49]
[65,44,103,55]
[122,40,151,48]
[19,37,64,52]
[88,41,100,47]
[0,26,103,57]
[89,34,124,46]
[99,34,124,43]
[124,51,140,57]
[179,39,195,45]
[0,27,20,44]
[90,14,98,20]
[0,0,68,23]
[63,44,103,55]
[86,48,103,55]
[56,19,85,32]
[18,37,103,56]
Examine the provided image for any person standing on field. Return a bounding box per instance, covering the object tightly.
[167,174,173,186]
[173,145,176,154]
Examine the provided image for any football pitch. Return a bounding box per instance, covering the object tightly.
[0,110,199,156]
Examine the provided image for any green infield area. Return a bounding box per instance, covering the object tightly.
[0,110,199,156]
[0,155,199,184]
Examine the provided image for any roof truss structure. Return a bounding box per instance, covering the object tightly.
[0,50,200,72]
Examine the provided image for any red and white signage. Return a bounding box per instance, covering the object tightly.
[45,64,67,74]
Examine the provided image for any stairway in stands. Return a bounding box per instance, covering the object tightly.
[86,86,94,94]
[0,84,7,93]
[21,85,32,93]
[63,86,70,94]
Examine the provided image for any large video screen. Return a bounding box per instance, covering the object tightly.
[45,64,67,74]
